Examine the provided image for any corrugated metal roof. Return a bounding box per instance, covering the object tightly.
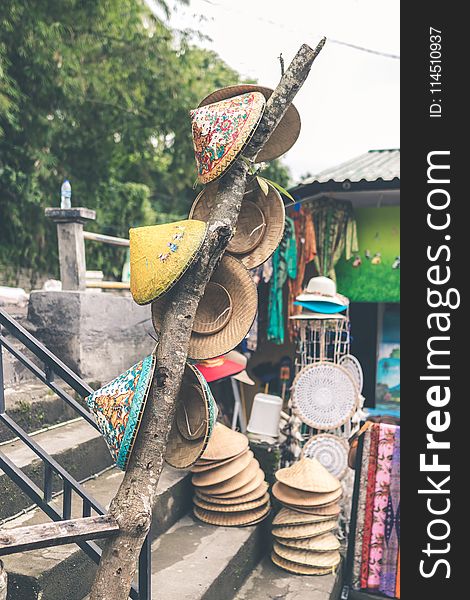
[301,149,400,185]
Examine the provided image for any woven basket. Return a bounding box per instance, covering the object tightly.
[302,434,350,480]
[292,362,359,430]
[193,282,233,335]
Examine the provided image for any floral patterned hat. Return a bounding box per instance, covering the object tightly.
[190,91,266,184]
[129,219,207,305]
[86,354,156,470]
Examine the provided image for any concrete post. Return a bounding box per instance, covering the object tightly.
[45,207,96,291]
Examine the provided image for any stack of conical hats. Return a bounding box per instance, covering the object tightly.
[191,423,270,526]
[271,457,342,575]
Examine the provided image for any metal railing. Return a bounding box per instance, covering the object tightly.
[0,308,150,599]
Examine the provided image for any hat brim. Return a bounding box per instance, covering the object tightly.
[289,312,347,321]
[189,182,285,269]
[198,85,301,162]
[152,256,258,360]
[294,301,347,314]
[194,358,245,383]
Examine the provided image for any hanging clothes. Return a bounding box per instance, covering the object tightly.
[287,206,316,339]
[267,216,297,345]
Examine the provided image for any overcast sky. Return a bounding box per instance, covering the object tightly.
[162,0,400,183]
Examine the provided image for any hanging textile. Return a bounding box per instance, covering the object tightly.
[267,216,297,345]
[310,197,358,280]
[287,206,316,340]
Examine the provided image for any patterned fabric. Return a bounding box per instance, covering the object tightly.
[395,548,400,598]
[352,428,372,588]
[360,423,380,587]
[191,92,265,184]
[86,355,155,470]
[380,427,401,596]
[366,424,396,589]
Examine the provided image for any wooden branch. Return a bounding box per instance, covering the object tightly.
[0,516,118,557]
[89,39,326,600]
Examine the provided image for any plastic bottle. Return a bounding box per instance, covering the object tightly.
[60,179,72,209]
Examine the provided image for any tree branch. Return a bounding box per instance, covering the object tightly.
[89,39,326,600]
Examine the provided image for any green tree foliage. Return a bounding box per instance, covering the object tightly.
[0,0,289,284]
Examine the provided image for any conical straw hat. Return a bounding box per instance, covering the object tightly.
[191,448,249,472]
[198,85,301,162]
[271,552,337,576]
[129,220,207,305]
[279,532,340,552]
[189,181,285,270]
[165,364,217,469]
[193,492,270,513]
[196,458,260,495]
[152,256,258,360]
[272,507,335,527]
[198,423,249,461]
[272,482,342,507]
[275,457,340,493]
[281,502,341,517]
[191,450,253,487]
[273,543,341,569]
[193,502,270,527]
[191,91,265,184]
[272,519,338,541]
[209,468,265,499]
[86,355,156,471]
[196,481,268,505]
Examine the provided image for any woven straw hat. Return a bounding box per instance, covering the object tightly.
[279,533,340,552]
[191,448,249,473]
[191,91,265,184]
[273,543,341,569]
[272,508,335,527]
[196,481,268,505]
[189,181,285,269]
[152,255,258,360]
[192,451,253,487]
[275,457,340,494]
[193,492,270,513]
[292,362,358,430]
[199,423,249,461]
[282,502,341,517]
[165,364,217,469]
[197,458,260,495]
[271,552,336,576]
[272,519,338,541]
[129,220,206,305]
[198,85,301,162]
[272,482,342,507]
[193,502,270,527]
[302,434,350,480]
[86,355,156,471]
[210,468,265,499]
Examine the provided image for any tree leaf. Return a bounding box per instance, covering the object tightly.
[256,176,269,196]
[262,177,296,202]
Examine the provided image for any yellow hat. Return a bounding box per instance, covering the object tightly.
[129,220,207,305]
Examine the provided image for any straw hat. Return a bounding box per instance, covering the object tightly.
[129,220,206,305]
[272,519,338,541]
[272,508,335,527]
[198,85,301,162]
[279,533,340,552]
[196,458,260,495]
[210,468,265,499]
[191,450,253,487]
[273,543,341,568]
[271,552,336,576]
[191,448,249,473]
[196,481,268,505]
[152,255,258,360]
[272,482,342,507]
[191,91,265,184]
[165,364,217,469]
[189,181,285,269]
[282,503,341,517]
[292,362,358,430]
[199,423,248,461]
[193,492,270,513]
[86,354,156,470]
[193,502,270,527]
[275,457,340,494]
[296,276,349,308]
[302,434,350,480]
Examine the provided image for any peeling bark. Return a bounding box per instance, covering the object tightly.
[89,40,326,600]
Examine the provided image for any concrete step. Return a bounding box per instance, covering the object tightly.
[0,418,113,521]
[2,466,191,600]
[234,555,343,600]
